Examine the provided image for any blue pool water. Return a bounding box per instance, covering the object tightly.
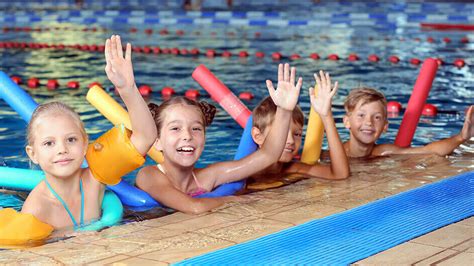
[0,0,473,210]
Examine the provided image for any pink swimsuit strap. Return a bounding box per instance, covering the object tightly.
[157,164,208,197]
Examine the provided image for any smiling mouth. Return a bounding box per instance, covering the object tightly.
[54,158,73,165]
[177,146,195,154]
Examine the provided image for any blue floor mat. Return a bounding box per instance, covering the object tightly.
[176,171,474,265]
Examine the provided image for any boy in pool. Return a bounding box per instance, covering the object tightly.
[249,70,350,181]
[342,87,473,158]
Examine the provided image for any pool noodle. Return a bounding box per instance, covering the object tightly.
[86,85,164,163]
[301,84,324,164]
[395,58,438,147]
[0,71,38,122]
[192,64,251,128]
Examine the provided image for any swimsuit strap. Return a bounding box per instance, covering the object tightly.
[157,164,205,194]
[44,178,84,229]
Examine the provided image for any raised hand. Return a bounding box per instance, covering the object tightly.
[266,63,302,111]
[104,35,135,92]
[309,70,338,117]
[460,105,474,141]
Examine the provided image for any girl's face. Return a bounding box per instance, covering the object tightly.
[155,104,206,168]
[26,114,87,179]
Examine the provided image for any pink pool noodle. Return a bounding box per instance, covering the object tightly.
[394,58,438,147]
[192,64,251,128]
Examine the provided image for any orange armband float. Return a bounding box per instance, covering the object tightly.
[0,208,53,248]
[86,124,145,185]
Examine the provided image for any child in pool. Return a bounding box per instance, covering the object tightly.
[249,70,349,181]
[136,63,302,214]
[21,35,157,229]
[342,87,473,158]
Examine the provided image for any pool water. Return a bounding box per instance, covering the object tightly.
[0,1,473,211]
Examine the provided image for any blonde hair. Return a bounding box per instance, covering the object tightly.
[27,102,88,146]
[148,96,216,138]
[252,96,304,132]
[344,87,387,117]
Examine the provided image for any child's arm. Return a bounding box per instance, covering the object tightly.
[199,63,302,189]
[136,167,239,215]
[375,105,473,156]
[104,35,157,155]
[289,71,350,180]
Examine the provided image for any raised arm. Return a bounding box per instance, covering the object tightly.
[377,105,473,156]
[307,70,349,179]
[199,63,302,188]
[104,35,157,155]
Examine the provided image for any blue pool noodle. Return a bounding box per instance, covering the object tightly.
[0,71,38,123]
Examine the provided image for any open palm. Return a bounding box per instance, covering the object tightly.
[309,70,338,117]
[266,63,302,111]
[104,35,135,92]
[461,105,474,141]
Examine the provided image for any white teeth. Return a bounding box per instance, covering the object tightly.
[177,147,194,152]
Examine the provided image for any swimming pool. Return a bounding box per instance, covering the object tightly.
[0,0,473,262]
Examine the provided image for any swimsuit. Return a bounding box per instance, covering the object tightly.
[157,164,208,197]
[44,178,84,229]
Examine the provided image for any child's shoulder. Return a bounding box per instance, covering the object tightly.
[22,181,50,214]
[136,165,167,187]
[372,143,402,156]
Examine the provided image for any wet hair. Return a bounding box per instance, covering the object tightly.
[27,102,88,146]
[344,87,387,117]
[148,96,217,137]
[252,96,304,133]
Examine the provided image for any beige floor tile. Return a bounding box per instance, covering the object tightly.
[364,178,431,195]
[0,249,56,264]
[355,242,444,264]
[456,217,474,227]
[437,251,474,265]
[29,241,86,256]
[158,211,238,232]
[319,188,391,209]
[116,227,184,242]
[48,243,122,264]
[411,224,472,248]
[99,222,152,238]
[197,218,293,243]
[450,238,473,253]
[139,242,235,263]
[111,257,168,265]
[91,238,151,254]
[88,254,132,265]
[266,202,345,224]
[412,249,459,265]
[126,232,234,257]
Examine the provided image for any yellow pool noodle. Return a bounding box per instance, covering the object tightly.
[86,85,164,163]
[301,84,324,164]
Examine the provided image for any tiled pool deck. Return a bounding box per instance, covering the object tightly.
[1,152,472,264]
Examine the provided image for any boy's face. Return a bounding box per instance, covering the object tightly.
[343,101,388,145]
[252,120,303,163]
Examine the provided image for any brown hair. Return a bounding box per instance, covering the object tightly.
[252,96,304,132]
[148,96,216,137]
[344,87,387,116]
[27,102,88,145]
